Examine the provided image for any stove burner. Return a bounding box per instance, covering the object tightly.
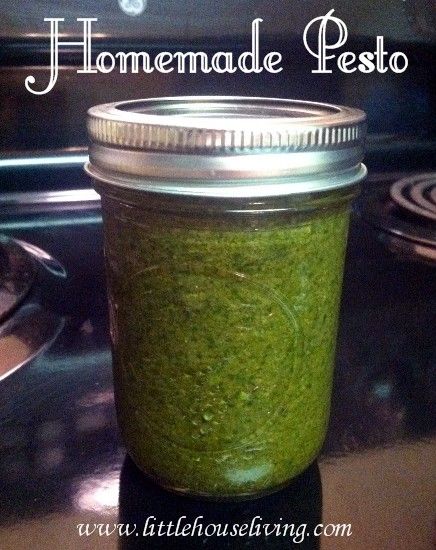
[359,173,436,263]
[390,173,436,222]
[0,236,36,322]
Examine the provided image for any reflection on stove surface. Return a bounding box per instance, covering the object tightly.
[0,304,64,381]
[0,236,36,321]
[118,456,321,549]
[0,237,66,381]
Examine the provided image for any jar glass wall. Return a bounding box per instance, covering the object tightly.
[98,186,356,498]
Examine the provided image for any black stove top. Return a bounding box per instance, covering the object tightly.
[0,179,434,549]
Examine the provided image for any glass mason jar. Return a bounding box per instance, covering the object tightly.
[86,97,366,499]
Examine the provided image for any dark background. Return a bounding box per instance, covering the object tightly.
[0,0,435,161]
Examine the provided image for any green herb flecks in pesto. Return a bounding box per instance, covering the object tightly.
[103,200,349,497]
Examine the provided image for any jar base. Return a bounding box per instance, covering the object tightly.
[126,452,314,502]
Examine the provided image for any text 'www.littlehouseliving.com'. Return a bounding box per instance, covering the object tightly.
[76,517,352,544]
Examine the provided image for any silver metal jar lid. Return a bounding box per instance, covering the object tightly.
[85,96,367,197]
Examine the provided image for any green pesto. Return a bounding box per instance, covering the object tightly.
[102,197,350,497]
